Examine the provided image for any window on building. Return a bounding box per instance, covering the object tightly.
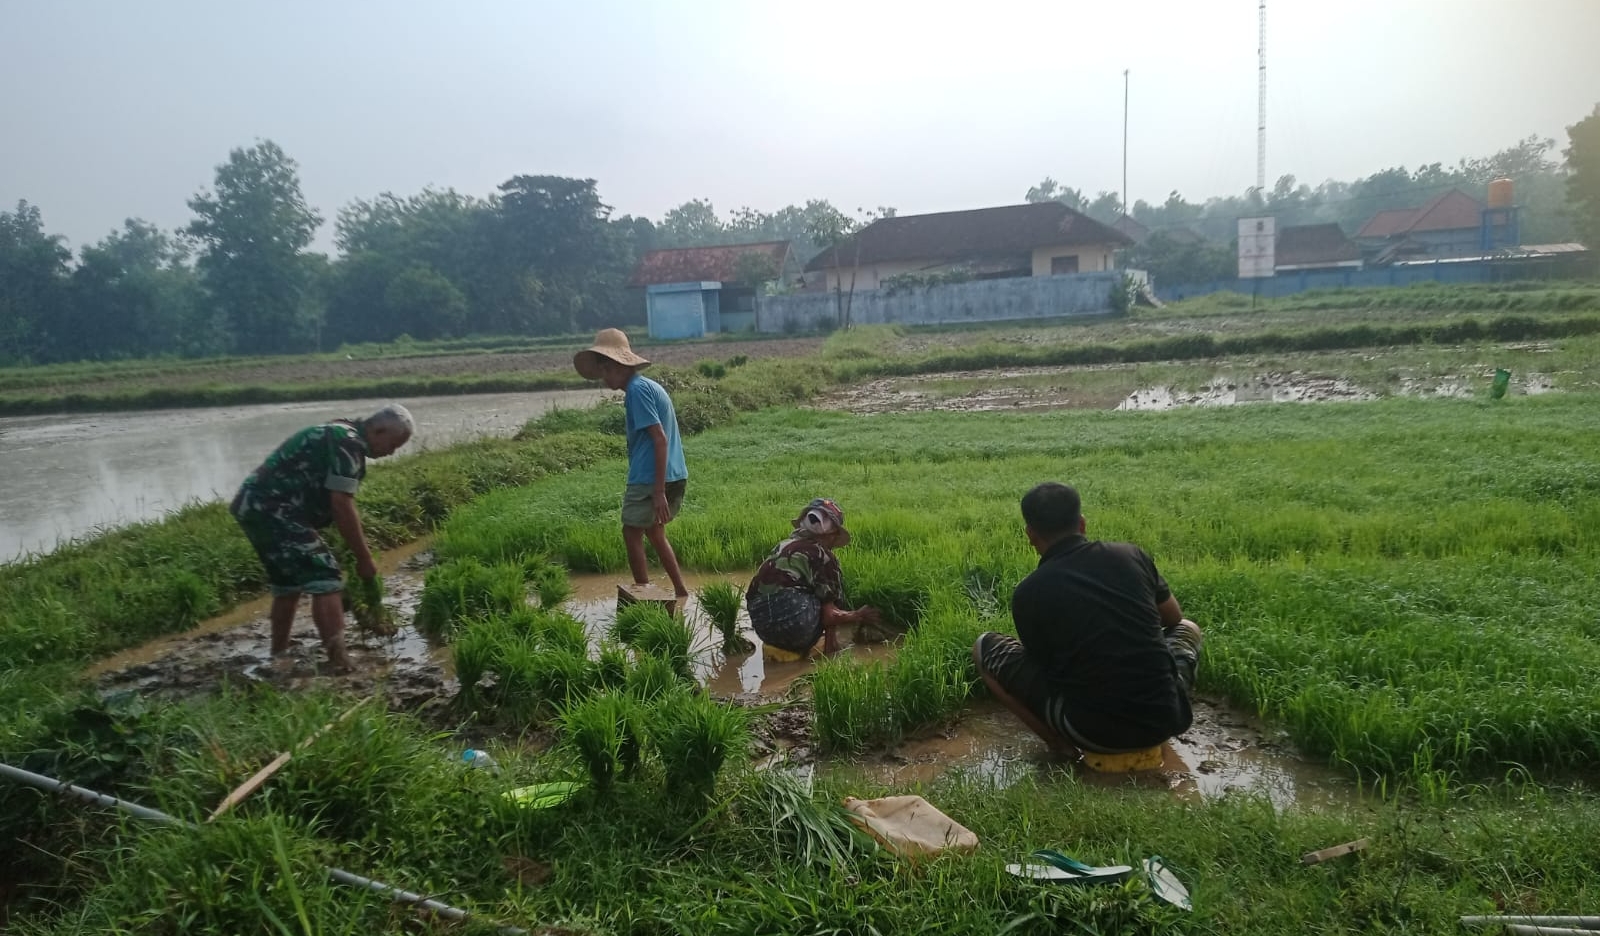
[1051,255,1079,275]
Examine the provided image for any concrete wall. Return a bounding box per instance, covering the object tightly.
[1154,258,1579,303]
[815,242,1123,291]
[1030,243,1118,275]
[758,271,1126,333]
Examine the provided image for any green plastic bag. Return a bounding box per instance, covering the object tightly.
[503,781,584,810]
[1490,368,1511,400]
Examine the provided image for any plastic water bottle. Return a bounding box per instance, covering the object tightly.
[461,749,501,775]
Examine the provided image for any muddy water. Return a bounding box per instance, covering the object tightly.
[0,388,611,561]
[93,556,1351,807]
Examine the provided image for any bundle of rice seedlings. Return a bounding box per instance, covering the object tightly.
[595,642,630,691]
[611,601,672,646]
[414,558,527,641]
[735,769,866,869]
[560,691,641,793]
[527,648,598,710]
[532,563,574,609]
[635,612,694,679]
[345,574,398,636]
[625,654,683,703]
[698,581,753,655]
[533,610,591,657]
[650,691,748,803]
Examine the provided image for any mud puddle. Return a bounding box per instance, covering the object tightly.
[91,561,1347,806]
[1116,373,1375,410]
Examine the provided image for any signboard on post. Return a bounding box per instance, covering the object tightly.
[1238,217,1276,279]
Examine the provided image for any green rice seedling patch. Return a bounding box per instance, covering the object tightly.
[413,558,528,640]
[561,690,643,794]
[436,393,1600,777]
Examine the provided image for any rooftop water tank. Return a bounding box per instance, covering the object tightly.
[1487,178,1514,209]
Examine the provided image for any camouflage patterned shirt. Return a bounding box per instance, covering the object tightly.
[746,535,844,605]
[231,421,368,528]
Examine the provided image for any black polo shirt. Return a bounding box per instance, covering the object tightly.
[1010,534,1190,748]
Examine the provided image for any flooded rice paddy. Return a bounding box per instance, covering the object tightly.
[0,388,611,561]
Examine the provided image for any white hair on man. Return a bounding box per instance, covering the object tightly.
[368,403,415,436]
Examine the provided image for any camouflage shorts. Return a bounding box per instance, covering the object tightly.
[233,509,344,597]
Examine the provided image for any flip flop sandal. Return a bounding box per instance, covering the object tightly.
[1142,856,1192,910]
[1004,861,1085,881]
[1006,849,1136,884]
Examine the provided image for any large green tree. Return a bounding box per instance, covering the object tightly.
[187,140,324,354]
[1565,104,1600,252]
[0,201,71,364]
[62,220,206,360]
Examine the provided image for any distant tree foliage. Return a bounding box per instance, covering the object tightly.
[1566,104,1600,256]
[0,122,1591,366]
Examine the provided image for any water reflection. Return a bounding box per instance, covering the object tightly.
[0,389,610,560]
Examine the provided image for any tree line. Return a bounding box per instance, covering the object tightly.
[3,106,1597,365]
[1029,114,1600,287]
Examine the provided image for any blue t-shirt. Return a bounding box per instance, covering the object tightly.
[624,374,688,485]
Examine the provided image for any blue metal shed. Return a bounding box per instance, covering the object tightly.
[645,282,722,340]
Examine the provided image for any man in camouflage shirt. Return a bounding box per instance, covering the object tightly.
[231,404,414,672]
[745,498,881,655]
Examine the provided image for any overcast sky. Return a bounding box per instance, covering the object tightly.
[3,0,1597,252]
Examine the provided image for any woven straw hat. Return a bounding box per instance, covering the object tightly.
[573,328,651,380]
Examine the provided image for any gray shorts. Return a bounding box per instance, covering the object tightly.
[621,479,686,529]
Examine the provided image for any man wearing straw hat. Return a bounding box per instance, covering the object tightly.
[574,328,691,598]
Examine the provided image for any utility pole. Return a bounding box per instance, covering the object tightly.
[1122,68,1130,219]
[1257,0,1267,193]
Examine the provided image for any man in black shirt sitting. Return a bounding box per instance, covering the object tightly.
[973,482,1203,756]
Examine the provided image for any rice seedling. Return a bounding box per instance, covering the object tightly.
[595,642,630,690]
[531,562,574,609]
[626,654,685,703]
[450,620,501,708]
[733,769,867,870]
[649,690,748,803]
[889,637,971,732]
[413,558,527,640]
[611,601,670,646]
[532,610,591,657]
[344,573,397,636]
[697,581,753,655]
[634,612,695,679]
[526,648,599,712]
[811,657,897,752]
[560,690,642,793]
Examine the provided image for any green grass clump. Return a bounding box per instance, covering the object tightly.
[648,690,748,803]
[697,581,753,655]
[413,558,527,640]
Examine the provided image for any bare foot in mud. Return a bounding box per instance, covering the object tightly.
[322,658,356,676]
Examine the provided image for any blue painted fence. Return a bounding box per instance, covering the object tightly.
[1156,259,1561,303]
